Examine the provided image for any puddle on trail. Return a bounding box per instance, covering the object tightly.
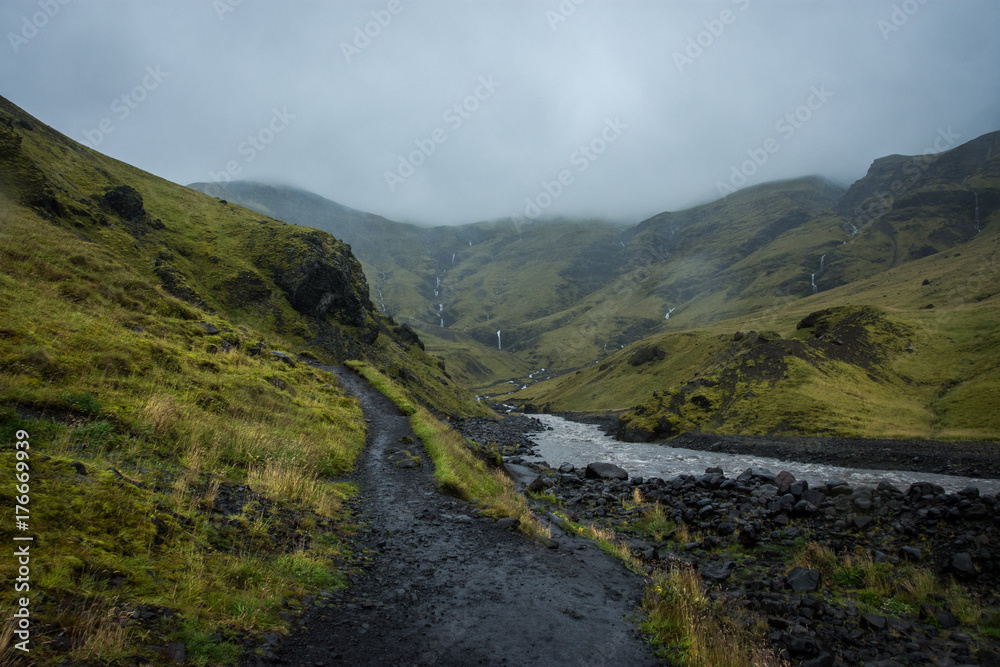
[523,415,1000,495]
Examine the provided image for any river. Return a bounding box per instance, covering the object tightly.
[523,415,1000,495]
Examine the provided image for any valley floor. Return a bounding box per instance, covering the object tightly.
[257,366,659,666]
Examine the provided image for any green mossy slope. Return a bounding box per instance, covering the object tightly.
[0,95,489,664]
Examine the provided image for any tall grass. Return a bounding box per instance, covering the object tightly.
[0,207,366,664]
[790,543,987,623]
[642,565,779,667]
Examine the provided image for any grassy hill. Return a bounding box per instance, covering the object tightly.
[508,132,1000,440]
[0,95,493,664]
[191,131,1000,442]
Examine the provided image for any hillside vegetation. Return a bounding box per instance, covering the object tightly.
[194,131,1000,441]
[0,95,491,664]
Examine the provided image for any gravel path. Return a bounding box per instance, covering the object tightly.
[262,366,659,666]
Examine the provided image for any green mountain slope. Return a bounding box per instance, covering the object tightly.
[190,131,1000,441]
[0,95,490,664]
[186,181,632,380]
[514,132,1000,439]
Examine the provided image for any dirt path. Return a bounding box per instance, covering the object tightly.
[265,365,659,666]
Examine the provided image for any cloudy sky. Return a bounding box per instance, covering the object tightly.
[2,0,998,225]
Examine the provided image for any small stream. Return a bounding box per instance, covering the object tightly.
[524,415,1000,495]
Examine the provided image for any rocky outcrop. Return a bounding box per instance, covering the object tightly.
[271,230,373,327]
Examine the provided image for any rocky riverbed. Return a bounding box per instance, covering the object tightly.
[551,413,1000,480]
[454,417,1000,666]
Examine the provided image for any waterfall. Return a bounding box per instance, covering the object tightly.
[664,307,676,320]
[850,224,858,236]
[619,241,625,248]
[496,330,501,351]
[436,276,441,288]
[819,254,826,272]
[811,273,817,295]
[974,192,980,231]
[452,253,456,264]
[376,271,388,312]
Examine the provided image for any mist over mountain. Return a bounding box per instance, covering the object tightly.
[189,129,999,388]
[4,2,1000,662]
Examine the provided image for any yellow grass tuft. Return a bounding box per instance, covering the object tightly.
[643,564,780,667]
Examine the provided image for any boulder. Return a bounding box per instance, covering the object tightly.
[936,608,961,629]
[503,463,539,491]
[584,462,629,481]
[271,350,296,366]
[786,567,821,592]
[775,470,796,494]
[526,476,548,493]
[860,612,887,631]
[701,566,731,582]
[951,552,976,579]
[801,488,827,506]
[161,642,186,664]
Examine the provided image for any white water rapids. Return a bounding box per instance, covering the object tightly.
[524,415,1000,495]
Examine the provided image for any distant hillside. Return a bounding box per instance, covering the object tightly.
[191,131,1000,440]
[512,133,1000,440]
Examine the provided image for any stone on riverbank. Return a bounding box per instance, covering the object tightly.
[585,462,629,480]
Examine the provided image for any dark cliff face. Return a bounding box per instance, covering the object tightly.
[837,131,1000,221]
[271,230,374,327]
[243,227,383,352]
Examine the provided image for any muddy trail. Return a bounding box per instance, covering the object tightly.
[259,365,660,666]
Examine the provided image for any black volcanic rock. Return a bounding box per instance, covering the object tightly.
[102,185,147,223]
[270,230,374,329]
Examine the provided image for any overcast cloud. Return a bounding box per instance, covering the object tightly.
[2,0,998,225]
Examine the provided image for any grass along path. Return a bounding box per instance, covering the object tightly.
[266,363,660,666]
[344,360,542,535]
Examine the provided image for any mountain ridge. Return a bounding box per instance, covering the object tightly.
[191,130,1000,441]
